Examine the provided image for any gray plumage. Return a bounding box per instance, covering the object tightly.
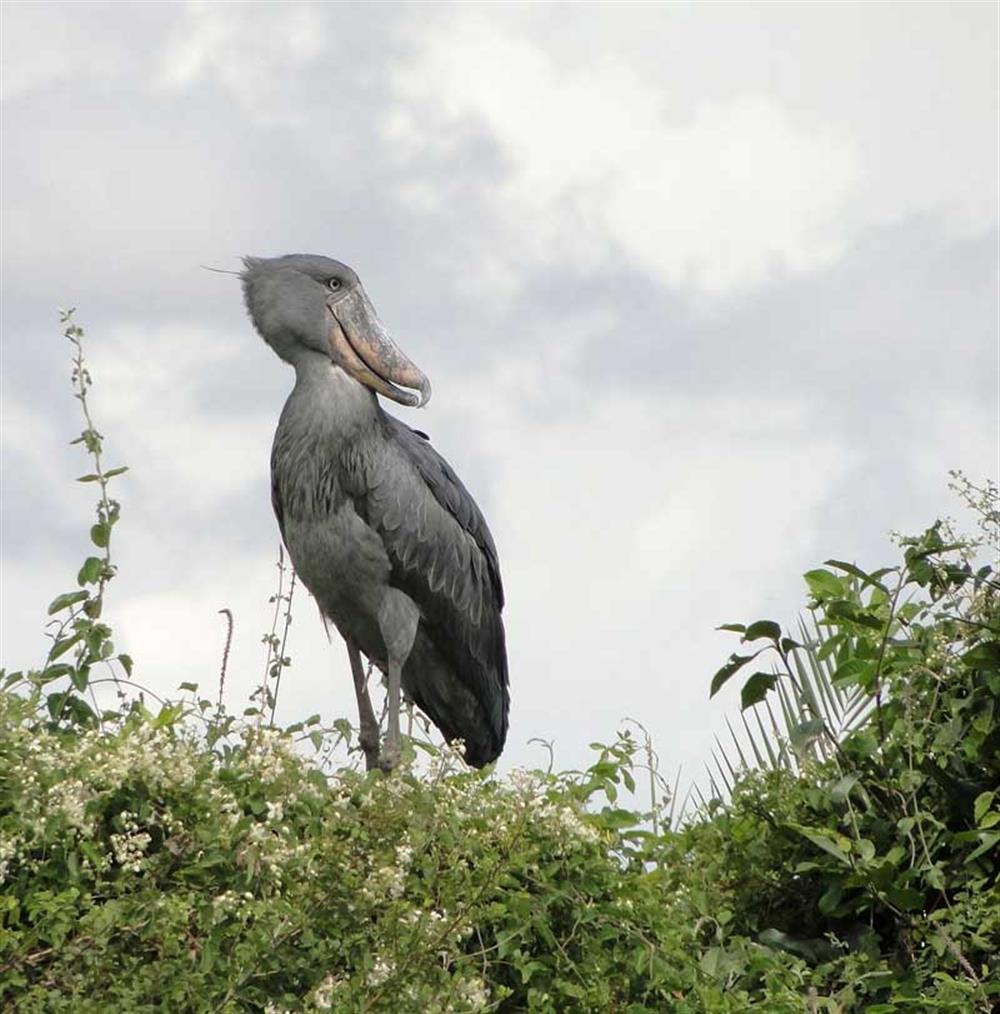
[241,254,508,769]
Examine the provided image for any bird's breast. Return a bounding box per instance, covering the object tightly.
[271,422,393,652]
[282,504,391,624]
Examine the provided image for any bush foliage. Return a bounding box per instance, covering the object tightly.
[0,315,996,1011]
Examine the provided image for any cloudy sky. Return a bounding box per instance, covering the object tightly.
[2,2,997,788]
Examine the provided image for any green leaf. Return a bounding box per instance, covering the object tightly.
[699,946,721,978]
[90,523,110,548]
[886,886,925,911]
[832,657,875,687]
[47,590,89,615]
[830,775,858,803]
[717,623,746,634]
[925,865,945,890]
[153,703,182,728]
[804,568,843,599]
[179,682,199,692]
[787,823,852,866]
[47,692,96,725]
[824,600,885,630]
[496,929,519,959]
[816,634,842,661]
[818,881,843,914]
[710,651,763,698]
[758,928,834,962]
[847,728,879,758]
[854,838,876,863]
[743,620,781,642]
[40,663,74,682]
[70,667,90,692]
[740,672,777,710]
[824,559,892,593]
[967,831,1000,862]
[49,632,83,660]
[789,719,826,751]
[104,465,129,478]
[963,642,1000,667]
[974,791,995,825]
[117,653,133,676]
[598,808,638,830]
[75,473,102,483]
[77,557,103,586]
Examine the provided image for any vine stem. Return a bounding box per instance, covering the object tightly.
[64,310,116,605]
[217,608,234,710]
[871,569,906,747]
[267,565,296,727]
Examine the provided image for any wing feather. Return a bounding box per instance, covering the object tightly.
[353,414,509,761]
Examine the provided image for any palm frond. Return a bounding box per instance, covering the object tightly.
[700,611,870,806]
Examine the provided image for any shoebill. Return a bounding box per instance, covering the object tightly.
[241,254,508,771]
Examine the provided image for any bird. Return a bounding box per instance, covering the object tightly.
[240,254,508,772]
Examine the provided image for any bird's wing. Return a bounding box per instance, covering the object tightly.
[347,413,508,758]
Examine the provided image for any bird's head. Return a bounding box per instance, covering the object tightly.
[241,254,431,408]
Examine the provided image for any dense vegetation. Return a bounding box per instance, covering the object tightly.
[1,315,996,1011]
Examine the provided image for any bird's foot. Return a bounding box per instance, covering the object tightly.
[377,741,401,773]
[358,733,381,773]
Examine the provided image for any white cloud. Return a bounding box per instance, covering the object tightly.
[387,16,860,294]
[902,398,998,527]
[0,2,136,102]
[425,362,856,773]
[85,321,273,516]
[0,392,65,488]
[155,1,324,122]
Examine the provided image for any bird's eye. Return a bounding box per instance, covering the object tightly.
[327,278,342,291]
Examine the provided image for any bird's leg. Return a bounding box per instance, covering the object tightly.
[376,590,419,773]
[346,639,380,772]
[382,658,404,773]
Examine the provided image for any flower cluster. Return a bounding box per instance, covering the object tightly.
[108,810,152,873]
[453,974,490,1011]
[367,956,395,987]
[239,726,302,784]
[309,971,344,1009]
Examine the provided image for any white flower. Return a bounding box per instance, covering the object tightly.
[456,975,490,1010]
[386,865,406,900]
[311,972,342,1009]
[45,778,92,832]
[367,957,394,987]
[0,835,17,885]
[109,826,152,872]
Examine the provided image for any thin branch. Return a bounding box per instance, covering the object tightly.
[217,608,233,710]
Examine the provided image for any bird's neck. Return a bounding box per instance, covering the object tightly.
[283,349,379,442]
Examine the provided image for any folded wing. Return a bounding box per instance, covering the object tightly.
[349,414,509,763]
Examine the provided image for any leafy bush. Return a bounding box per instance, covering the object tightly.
[0,315,996,1011]
[703,474,999,1011]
